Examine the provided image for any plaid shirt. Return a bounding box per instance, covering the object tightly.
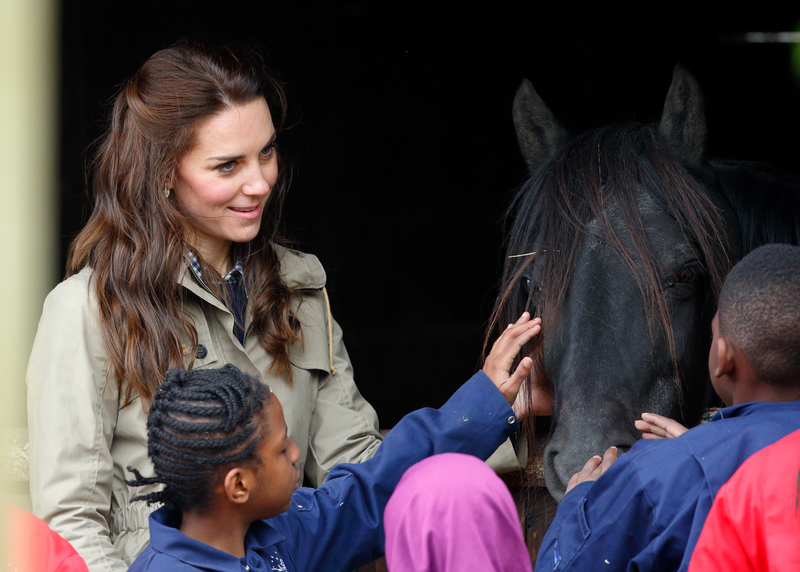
[186,251,248,343]
[186,251,245,290]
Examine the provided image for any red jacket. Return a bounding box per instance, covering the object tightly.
[689,427,800,571]
[5,504,88,572]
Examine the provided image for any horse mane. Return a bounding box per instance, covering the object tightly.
[711,159,800,252]
[488,122,736,418]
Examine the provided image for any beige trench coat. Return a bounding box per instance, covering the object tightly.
[26,247,385,571]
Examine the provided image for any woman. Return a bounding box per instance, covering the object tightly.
[26,40,383,571]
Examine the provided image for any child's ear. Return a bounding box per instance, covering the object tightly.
[714,336,736,379]
[223,468,250,504]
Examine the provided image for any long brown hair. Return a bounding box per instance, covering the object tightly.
[68,40,299,404]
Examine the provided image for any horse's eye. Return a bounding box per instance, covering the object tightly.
[673,265,699,285]
[521,277,532,293]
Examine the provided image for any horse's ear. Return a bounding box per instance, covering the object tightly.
[513,78,569,174]
[658,65,706,168]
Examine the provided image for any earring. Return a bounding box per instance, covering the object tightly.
[164,186,171,198]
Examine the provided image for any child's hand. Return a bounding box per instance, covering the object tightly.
[510,356,553,419]
[482,312,541,408]
[635,413,688,439]
[566,446,618,493]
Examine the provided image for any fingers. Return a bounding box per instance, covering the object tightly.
[577,454,602,479]
[634,420,662,439]
[509,313,541,343]
[642,413,688,438]
[482,313,542,403]
[634,419,670,439]
[567,455,602,492]
[636,413,689,439]
[601,445,618,469]
[566,447,619,493]
[500,356,533,406]
[487,313,541,366]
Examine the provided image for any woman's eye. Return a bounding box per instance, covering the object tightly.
[216,161,236,173]
[260,142,276,159]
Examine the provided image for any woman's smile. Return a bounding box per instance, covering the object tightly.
[228,204,262,219]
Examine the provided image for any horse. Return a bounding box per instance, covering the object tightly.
[490,65,800,502]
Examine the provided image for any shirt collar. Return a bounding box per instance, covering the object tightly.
[186,251,244,283]
[711,398,800,421]
[148,506,286,571]
[185,251,248,301]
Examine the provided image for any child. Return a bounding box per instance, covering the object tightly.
[128,313,541,572]
[688,427,800,571]
[2,503,89,572]
[535,243,800,572]
[384,453,533,572]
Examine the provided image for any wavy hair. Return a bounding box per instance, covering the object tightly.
[67,39,299,404]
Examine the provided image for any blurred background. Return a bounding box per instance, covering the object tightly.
[3,4,800,513]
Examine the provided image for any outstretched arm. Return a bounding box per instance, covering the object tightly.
[277,314,537,572]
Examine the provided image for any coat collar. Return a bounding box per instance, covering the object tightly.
[711,398,800,421]
[177,245,327,302]
[274,245,326,290]
[148,507,286,572]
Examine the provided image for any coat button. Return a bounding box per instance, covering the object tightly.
[195,344,208,359]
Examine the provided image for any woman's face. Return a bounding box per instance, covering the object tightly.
[173,97,278,272]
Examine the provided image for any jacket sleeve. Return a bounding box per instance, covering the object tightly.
[26,276,127,572]
[304,315,384,486]
[535,442,706,572]
[273,371,519,572]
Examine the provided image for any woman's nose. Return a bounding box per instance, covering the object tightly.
[242,164,273,196]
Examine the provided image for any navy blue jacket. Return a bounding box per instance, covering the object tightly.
[129,371,518,572]
[535,400,800,572]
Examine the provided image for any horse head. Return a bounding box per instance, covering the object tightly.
[497,66,744,501]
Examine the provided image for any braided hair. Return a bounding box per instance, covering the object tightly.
[126,364,271,511]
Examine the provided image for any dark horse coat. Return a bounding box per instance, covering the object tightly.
[491,65,800,501]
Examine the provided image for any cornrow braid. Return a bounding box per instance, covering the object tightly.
[126,364,271,512]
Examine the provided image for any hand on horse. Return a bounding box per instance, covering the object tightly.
[566,446,618,493]
[482,312,542,409]
[634,412,688,439]
[509,358,553,420]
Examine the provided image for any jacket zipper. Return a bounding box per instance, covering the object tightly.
[242,323,254,349]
